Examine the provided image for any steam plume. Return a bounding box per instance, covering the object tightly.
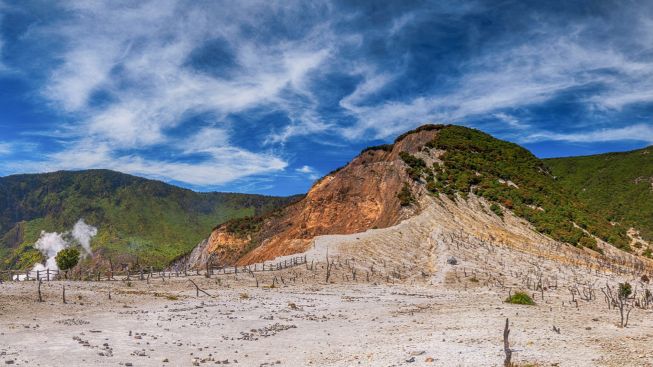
[28,218,98,273]
[72,219,98,256]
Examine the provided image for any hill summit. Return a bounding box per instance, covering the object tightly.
[184,125,638,269]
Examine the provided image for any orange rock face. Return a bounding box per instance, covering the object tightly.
[198,126,443,266]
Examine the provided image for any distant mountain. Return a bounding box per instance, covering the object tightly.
[546,147,653,244]
[0,170,298,269]
[185,125,634,268]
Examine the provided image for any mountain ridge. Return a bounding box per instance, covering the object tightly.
[0,169,298,269]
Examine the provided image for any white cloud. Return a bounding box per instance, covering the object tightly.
[522,123,653,144]
[7,0,653,188]
[18,138,287,186]
[340,19,653,141]
[0,0,7,73]
[0,142,11,155]
[493,113,529,129]
[296,165,314,173]
[295,165,319,180]
[21,0,336,186]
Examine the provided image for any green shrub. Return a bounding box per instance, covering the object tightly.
[397,183,415,206]
[56,247,80,272]
[619,282,632,299]
[505,291,535,305]
[399,152,429,181]
[489,203,503,217]
[361,144,393,154]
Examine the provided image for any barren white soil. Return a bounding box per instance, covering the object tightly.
[1,273,653,367]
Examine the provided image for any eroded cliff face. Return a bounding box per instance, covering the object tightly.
[187,126,443,267]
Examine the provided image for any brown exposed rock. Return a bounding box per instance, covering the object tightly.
[189,125,445,267]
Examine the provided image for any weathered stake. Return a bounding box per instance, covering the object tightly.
[503,318,512,367]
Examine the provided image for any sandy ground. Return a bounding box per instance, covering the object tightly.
[2,272,653,367]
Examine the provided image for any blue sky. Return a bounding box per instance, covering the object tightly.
[1,1,652,196]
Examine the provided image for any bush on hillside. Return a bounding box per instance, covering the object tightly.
[505,291,535,305]
[397,183,415,207]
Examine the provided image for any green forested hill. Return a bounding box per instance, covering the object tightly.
[0,170,298,269]
[546,146,653,242]
[393,125,629,253]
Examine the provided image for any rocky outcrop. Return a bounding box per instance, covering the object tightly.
[186,125,445,268]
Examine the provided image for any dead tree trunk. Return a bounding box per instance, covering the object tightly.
[188,279,211,297]
[325,249,332,283]
[503,318,512,367]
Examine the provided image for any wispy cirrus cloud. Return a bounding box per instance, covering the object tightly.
[340,29,653,141]
[522,123,653,145]
[0,143,11,155]
[8,0,335,186]
[2,0,653,193]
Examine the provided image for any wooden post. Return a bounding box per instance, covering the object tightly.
[47,269,50,282]
[503,318,512,367]
[109,259,114,280]
[37,279,43,302]
[62,285,67,304]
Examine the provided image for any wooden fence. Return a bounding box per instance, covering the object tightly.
[0,255,307,282]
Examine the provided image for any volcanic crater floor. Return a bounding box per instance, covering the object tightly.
[1,274,653,367]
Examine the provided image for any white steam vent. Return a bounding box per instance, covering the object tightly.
[72,218,98,256]
[16,219,99,279]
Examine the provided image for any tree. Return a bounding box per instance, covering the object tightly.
[56,247,80,278]
[604,282,634,328]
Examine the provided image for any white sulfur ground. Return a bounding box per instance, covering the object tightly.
[1,274,653,367]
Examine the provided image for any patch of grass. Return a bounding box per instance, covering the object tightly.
[505,291,536,305]
[239,292,250,299]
